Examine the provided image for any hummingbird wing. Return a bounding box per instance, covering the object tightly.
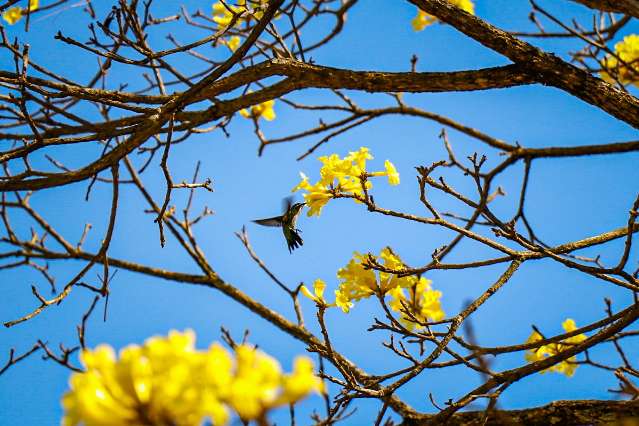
[252,216,284,227]
[282,196,294,214]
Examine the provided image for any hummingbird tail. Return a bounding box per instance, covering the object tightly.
[287,229,304,253]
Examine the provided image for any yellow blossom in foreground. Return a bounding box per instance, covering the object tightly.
[330,248,445,327]
[62,330,229,426]
[240,98,276,121]
[292,148,400,217]
[225,345,280,420]
[412,0,475,31]
[227,345,324,421]
[601,34,639,88]
[524,318,587,377]
[62,330,323,426]
[2,0,39,25]
[281,357,325,402]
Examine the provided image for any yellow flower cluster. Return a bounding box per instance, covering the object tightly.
[412,0,475,31]
[240,98,276,121]
[212,0,269,52]
[303,248,444,328]
[212,1,240,27]
[62,330,323,426]
[524,319,587,377]
[2,0,38,25]
[292,147,400,217]
[336,248,444,323]
[388,276,445,330]
[601,34,639,88]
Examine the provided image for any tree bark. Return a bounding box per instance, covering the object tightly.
[569,0,639,19]
[410,0,639,129]
[401,399,639,425]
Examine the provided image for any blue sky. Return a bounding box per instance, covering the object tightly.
[1,0,638,424]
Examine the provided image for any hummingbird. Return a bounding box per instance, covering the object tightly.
[253,197,305,252]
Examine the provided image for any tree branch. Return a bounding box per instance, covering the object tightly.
[401,399,639,425]
[410,0,639,128]
[568,0,639,19]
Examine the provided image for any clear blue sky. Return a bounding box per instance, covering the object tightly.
[1,0,638,424]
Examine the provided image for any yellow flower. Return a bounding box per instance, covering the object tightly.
[300,279,327,304]
[227,344,282,420]
[524,318,587,377]
[243,0,269,21]
[226,345,323,421]
[388,277,445,330]
[292,172,332,216]
[560,319,588,347]
[62,330,230,426]
[334,253,378,310]
[280,357,325,403]
[302,251,442,323]
[291,172,332,217]
[412,9,437,31]
[334,289,354,313]
[222,35,241,52]
[317,147,372,187]
[293,148,398,217]
[240,98,276,121]
[212,1,241,27]
[369,160,400,186]
[2,7,22,24]
[62,331,323,426]
[346,146,373,173]
[377,247,405,292]
[412,0,475,31]
[332,247,444,321]
[212,0,271,28]
[384,160,400,185]
[2,0,37,25]
[601,34,639,88]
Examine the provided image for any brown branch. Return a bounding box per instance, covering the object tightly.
[410,0,639,128]
[568,0,639,18]
[0,61,535,108]
[428,305,639,422]
[3,164,120,327]
[0,344,40,376]
[401,399,639,425]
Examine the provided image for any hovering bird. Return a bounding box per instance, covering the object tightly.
[253,197,305,252]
